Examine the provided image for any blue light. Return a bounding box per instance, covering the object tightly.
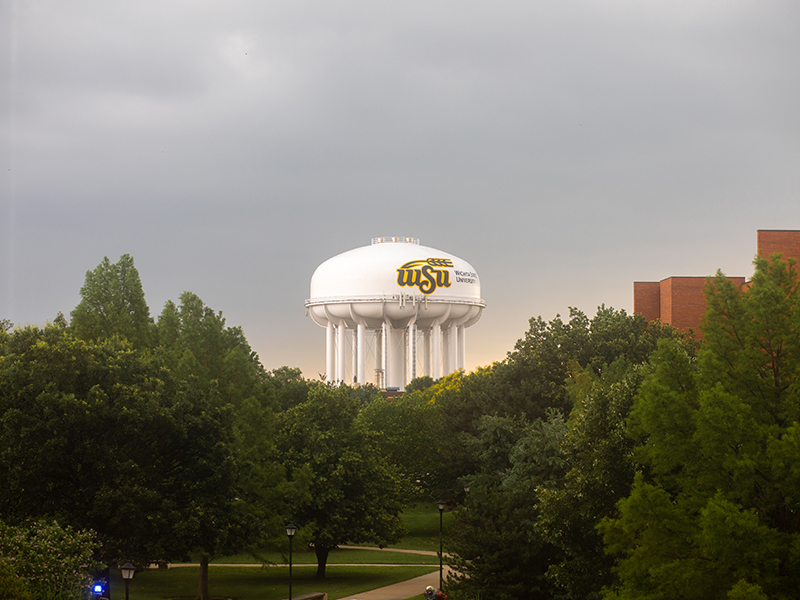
[93,583,103,593]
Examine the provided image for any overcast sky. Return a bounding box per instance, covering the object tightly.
[2,0,799,378]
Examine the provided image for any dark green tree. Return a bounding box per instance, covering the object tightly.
[5,258,295,600]
[447,412,568,600]
[534,317,692,600]
[0,323,239,570]
[0,561,33,600]
[405,375,435,393]
[601,255,800,599]
[494,305,678,418]
[267,366,313,411]
[156,292,286,599]
[276,384,406,579]
[437,307,686,598]
[424,367,500,497]
[156,291,267,407]
[70,255,154,349]
[357,387,438,497]
[430,307,678,498]
[538,367,646,600]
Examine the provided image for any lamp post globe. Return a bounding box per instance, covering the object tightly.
[120,562,135,600]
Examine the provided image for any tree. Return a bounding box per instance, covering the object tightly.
[156,291,268,407]
[405,375,435,393]
[434,307,686,598]
[426,307,675,499]
[356,388,438,497]
[267,366,312,411]
[496,305,678,417]
[424,367,501,496]
[0,519,99,600]
[5,257,298,599]
[538,367,646,600]
[276,384,406,579]
[70,255,155,349]
[154,291,289,599]
[0,560,33,600]
[447,412,568,600]
[600,255,800,599]
[0,324,240,570]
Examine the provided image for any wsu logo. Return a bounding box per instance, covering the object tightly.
[396,258,454,295]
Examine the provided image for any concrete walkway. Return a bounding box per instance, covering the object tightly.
[332,546,448,600]
[334,565,450,600]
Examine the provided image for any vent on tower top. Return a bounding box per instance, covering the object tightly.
[371,237,419,245]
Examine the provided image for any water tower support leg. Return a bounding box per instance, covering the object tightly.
[423,330,431,377]
[375,330,383,388]
[337,323,347,384]
[432,324,441,379]
[357,323,366,384]
[408,323,416,383]
[326,323,335,385]
[447,322,458,375]
[457,325,466,371]
[382,321,391,388]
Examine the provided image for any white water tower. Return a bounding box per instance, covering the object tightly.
[306,237,485,390]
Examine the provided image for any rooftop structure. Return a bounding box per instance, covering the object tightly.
[634,230,800,336]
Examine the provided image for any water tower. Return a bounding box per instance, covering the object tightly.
[306,237,485,390]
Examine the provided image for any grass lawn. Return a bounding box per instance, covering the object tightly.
[114,503,449,599]
[388,502,456,552]
[209,547,437,566]
[109,565,436,600]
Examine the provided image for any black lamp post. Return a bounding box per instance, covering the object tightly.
[120,562,135,600]
[436,499,446,591]
[286,523,297,600]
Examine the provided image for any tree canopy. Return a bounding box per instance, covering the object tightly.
[70,254,155,349]
[601,255,800,600]
[276,384,406,579]
[436,307,688,599]
[0,322,240,566]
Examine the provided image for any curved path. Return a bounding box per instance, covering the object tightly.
[333,566,450,600]
[333,546,449,600]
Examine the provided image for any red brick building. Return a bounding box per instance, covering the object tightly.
[633,230,800,337]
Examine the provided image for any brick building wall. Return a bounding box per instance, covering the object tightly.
[632,282,660,322]
[661,277,706,332]
[633,229,800,336]
[758,230,800,264]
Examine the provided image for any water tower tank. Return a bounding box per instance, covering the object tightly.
[306,237,485,390]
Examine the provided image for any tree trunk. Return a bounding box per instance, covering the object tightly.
[314,544,331,580]
[197,555,210,600]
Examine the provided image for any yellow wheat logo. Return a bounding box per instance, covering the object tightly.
[396,258,453,294]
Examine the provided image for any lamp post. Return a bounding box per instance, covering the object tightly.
[286,523,297,600]
[436,499,446,591]
[120,562,135,600]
